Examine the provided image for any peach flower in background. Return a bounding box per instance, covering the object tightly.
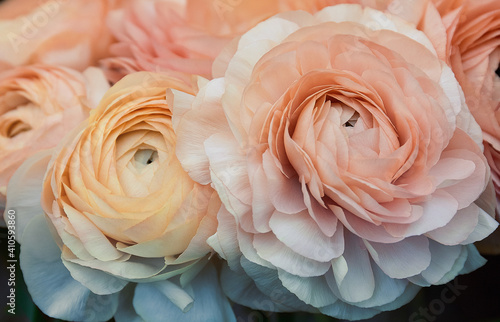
[434,0,500,253]
[101,0,397,83]
[6,72,234,321]
[0,0,123,71]
[173,5,498,319]
[0,64,108,215]
[435,1,500,207]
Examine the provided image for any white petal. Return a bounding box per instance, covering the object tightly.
[5,150,52,242]
[364,236,431,278]
[63,204,124,261]
[253,233,330,277]
[67,254,167,281]
[172,78,229,185]
[205,133,252,216]
[82,67,111,109]
[328,232,374,302]
[404,190,459,236]
[237,228,274,269]
[206,207,241,269]
[461,208,499,244]
[269,210,344,262]
[426,203,498,245]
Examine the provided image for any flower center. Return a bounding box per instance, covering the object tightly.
[0,119,32,138]
[328,98,360,132]
[496,64,500,78]
[133,149,158,170]
[343,113,359,128]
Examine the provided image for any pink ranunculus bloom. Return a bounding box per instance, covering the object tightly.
[0,64,109,214]
[101,0,398,83]
[0,0,123,71]
[436,0,500,215]
[172,5,499,319]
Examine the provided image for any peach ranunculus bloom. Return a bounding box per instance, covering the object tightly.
[173,5,499,319]
[433,0,500,213]
[7,72,234,321]
[436,0,500,254]
[0,0,123,71]
[100,0,397,83]
[0,64,108,215]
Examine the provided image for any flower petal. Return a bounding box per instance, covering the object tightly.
[364,236,431,278]
[133,264,236,322]
[20,215,119,321]
[5,150,52,242]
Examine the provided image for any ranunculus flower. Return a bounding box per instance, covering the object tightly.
[429,0,500,253]
[0,64,108,214]
[173,5,499,320]
[7,72,234,321]
[0,0,122,71]
[101,0,398,83]
[437,0,500,211]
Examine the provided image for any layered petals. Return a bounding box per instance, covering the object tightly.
[175,5,498,319]
[0,64,109,213]
[12,72,233,321]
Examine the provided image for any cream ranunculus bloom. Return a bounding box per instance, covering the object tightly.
[0,64,108,214]
[173,5,499,320]
[9,72,234,321]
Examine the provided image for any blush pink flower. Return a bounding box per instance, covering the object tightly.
[0,64,108,213]
[0,0,123,71]
[101,0,398,83]
[424,0,500,254]
[173,5,498,319]
[437,0,500,214]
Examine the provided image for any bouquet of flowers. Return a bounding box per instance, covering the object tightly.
[1,0,499,321]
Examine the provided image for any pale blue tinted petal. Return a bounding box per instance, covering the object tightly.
[134,263,235,322]
[114,284,144,322]
[20,215,119,321]
[5,150,52,242]
[237,257,315,312]
[459,244,487,274]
